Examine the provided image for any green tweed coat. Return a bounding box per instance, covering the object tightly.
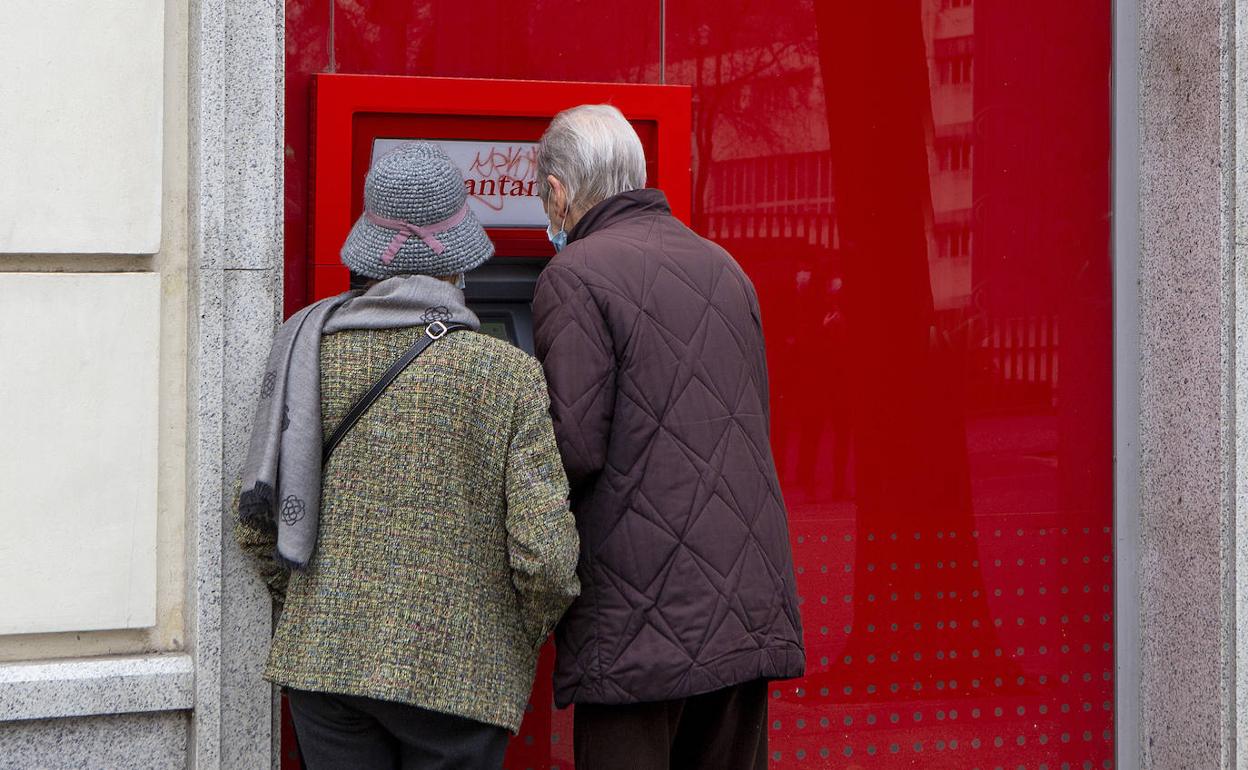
[236,325,580,733]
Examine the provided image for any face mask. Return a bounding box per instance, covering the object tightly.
[547,208,568,253]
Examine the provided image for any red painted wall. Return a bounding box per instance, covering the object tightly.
[284,2,1113,768]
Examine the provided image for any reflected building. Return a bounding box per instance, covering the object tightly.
[924,0,975,312]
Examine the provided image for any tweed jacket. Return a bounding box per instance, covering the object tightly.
[236,325,580,733]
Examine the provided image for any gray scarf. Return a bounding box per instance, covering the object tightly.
[238,274,480,568]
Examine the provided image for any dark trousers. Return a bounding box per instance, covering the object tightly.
[287,688,509,770]
[574,680,769,770]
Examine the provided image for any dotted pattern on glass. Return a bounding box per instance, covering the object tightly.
[772,522,1113,768]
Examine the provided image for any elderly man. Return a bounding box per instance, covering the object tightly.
[531,104,805,770]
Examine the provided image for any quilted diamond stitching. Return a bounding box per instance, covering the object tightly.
[535,203,803,703]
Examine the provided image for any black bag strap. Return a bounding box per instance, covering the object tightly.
[322,321,467,465]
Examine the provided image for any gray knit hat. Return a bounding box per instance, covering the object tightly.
[341,142,494,279]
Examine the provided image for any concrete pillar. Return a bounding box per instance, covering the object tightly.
[187,0,284,765]
[1133,0,1240,766]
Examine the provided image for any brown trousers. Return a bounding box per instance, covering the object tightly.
[573,680,769,770]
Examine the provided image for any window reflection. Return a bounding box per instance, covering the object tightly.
[287,0,1115,765]
[672,0,1112,766]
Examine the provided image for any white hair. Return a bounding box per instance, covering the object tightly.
[536,104,647,215]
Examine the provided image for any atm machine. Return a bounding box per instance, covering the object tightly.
[313,75,690,357]
[306,73,690,768]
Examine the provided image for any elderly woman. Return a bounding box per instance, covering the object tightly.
[235,142,579,770]
[532,105,805,770]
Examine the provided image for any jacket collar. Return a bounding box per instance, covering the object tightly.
[567,188,672,245]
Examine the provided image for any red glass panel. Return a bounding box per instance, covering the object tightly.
[666,0,1113,767]
[284,1,1114,767]
[284,0,332,316]
[332,0,661,83]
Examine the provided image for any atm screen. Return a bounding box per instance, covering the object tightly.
[477,319,514,345]
[464,261,544,355]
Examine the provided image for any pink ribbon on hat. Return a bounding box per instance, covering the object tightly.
[365,202,471,264]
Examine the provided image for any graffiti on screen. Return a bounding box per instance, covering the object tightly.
[464,145,540,211]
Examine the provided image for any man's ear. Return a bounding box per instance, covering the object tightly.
[547,175,567,214]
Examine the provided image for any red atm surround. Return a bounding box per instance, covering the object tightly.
[299,73,692,768]
[311,74,692,300]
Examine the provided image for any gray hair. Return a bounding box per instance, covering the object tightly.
[536,104,647,215]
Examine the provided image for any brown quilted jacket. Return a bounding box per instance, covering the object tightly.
[532,189,805,707]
